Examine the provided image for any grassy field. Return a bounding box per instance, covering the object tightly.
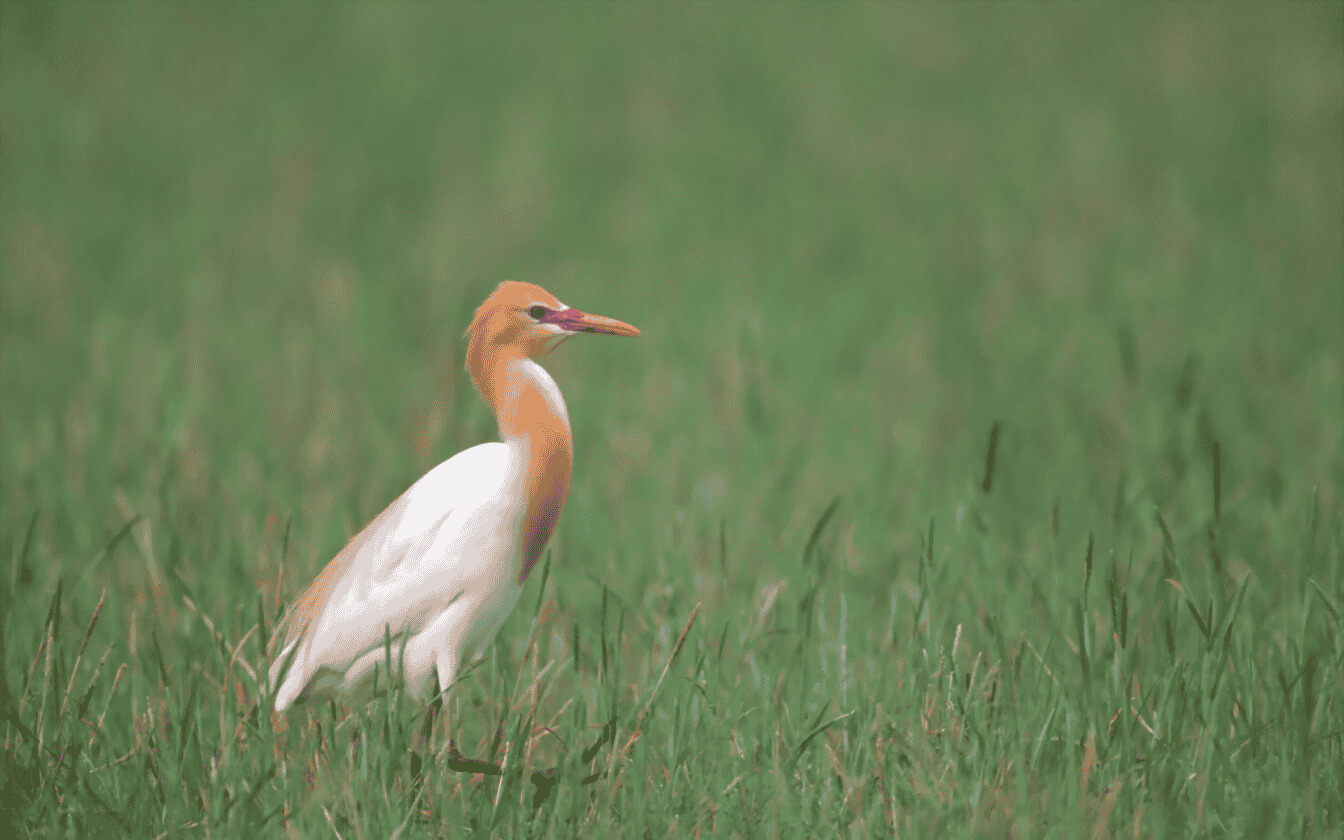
[3,4,1342,837]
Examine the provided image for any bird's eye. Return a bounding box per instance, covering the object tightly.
[528,305,549,320]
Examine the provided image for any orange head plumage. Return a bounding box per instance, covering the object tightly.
[465,281,638,392]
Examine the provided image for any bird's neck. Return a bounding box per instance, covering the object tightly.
[472,347,573,582]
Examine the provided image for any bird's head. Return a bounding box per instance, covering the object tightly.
[466,281,639,370]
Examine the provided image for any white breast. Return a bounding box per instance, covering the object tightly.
[272,440,529,708]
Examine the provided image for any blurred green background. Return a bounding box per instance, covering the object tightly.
[2,3,1341,836]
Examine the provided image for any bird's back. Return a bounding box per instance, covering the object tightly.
[270,440,527,709]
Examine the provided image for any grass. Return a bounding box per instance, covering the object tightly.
[2,3,1342,837]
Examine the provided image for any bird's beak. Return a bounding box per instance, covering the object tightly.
[545,308,640,337]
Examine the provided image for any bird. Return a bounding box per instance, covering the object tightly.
[269,281,639,713]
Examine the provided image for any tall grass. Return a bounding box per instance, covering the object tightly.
[3,4,1341,836]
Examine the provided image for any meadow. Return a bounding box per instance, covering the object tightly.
[2,4,1342,837]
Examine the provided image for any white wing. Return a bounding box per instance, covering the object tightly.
[271,441,526,710]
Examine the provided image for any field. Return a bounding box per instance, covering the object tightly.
[2,4,1342,837]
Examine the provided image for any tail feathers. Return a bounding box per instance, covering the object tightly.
[270,636,306,711]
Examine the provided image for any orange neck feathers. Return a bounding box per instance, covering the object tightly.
[462,281,637,582]
[465,294,573,582]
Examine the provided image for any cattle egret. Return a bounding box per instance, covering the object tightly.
[269,281,638,713]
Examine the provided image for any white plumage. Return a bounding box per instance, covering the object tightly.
[269,283,637,713]
[271,441,521,710]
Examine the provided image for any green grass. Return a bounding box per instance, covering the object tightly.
[3,3,1342,837]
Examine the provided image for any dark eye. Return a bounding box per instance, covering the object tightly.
[528,305,549,319]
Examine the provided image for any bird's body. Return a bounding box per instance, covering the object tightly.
[270,282,637,712]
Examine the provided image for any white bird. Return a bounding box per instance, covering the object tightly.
[269,281,639,713]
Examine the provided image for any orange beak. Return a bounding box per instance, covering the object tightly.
[543,308,640,337]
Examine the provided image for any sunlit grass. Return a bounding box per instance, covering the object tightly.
[2,4,1342,837]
